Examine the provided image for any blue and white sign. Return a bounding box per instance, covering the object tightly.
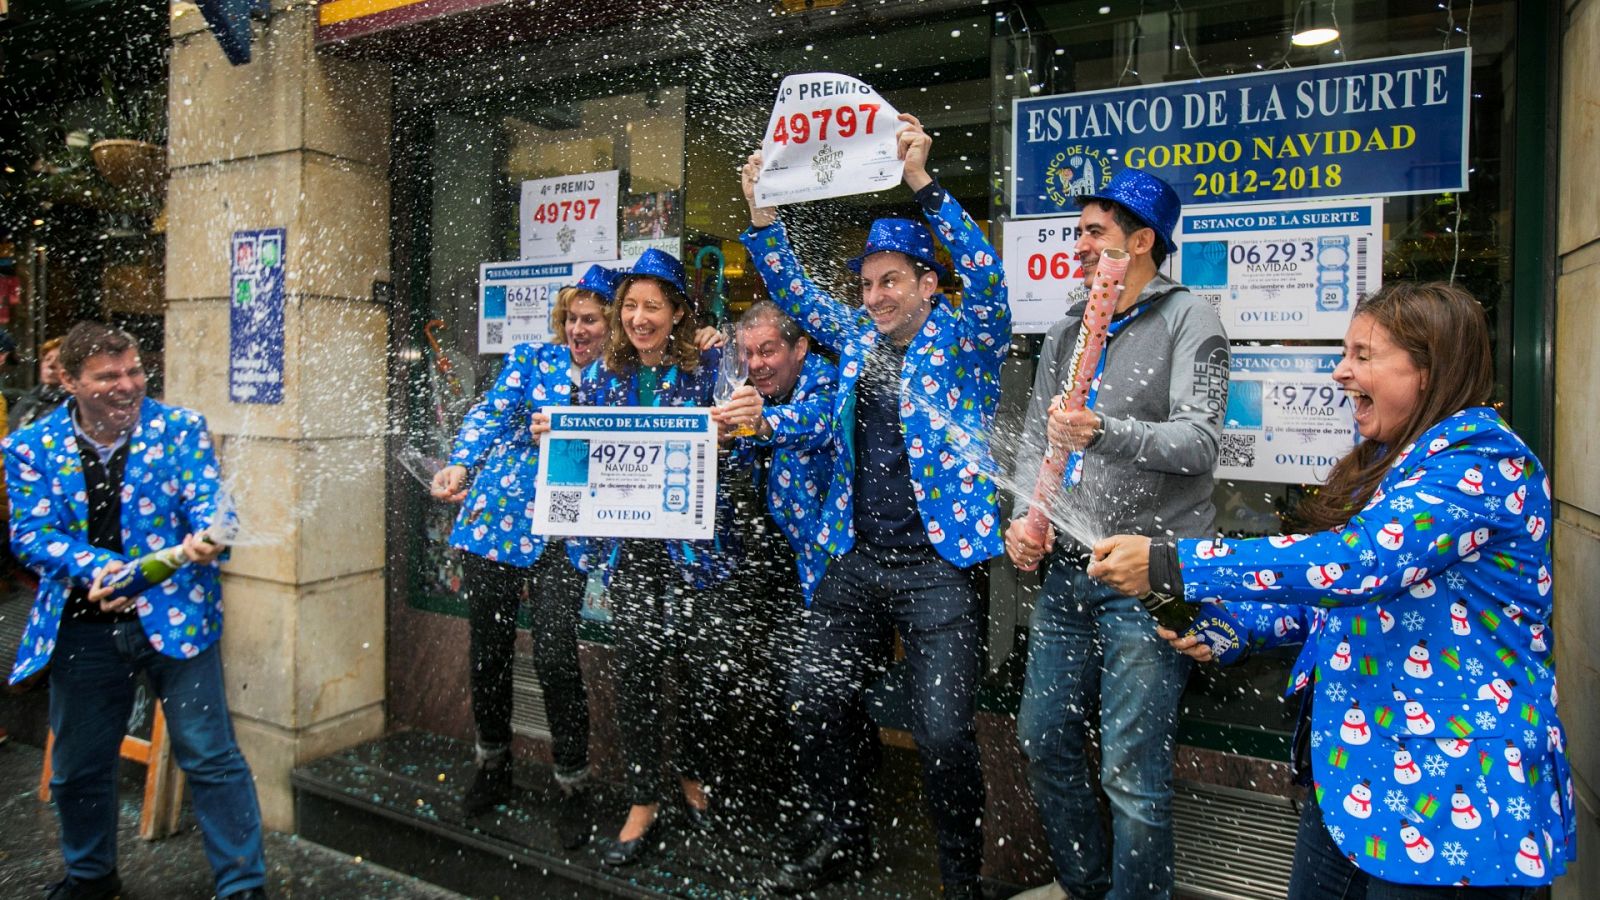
[1173,199,1383,339]
[479,258,616,354]
[532,406,718,540]
[1222,347,1360,485]
[1013,49,1470,215]
[229,227,285,404]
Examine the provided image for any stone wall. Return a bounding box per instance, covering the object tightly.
[1554,0,1600,894]
[166,1,393,829]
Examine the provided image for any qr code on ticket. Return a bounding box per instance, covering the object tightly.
[485,321,504,347]
[549,490,582,524]
[1220,432,1256,469]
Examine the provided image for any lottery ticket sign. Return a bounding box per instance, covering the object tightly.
[1172,199,1383,340]
[520,171,619,262]
[478,259,616,353]
[532,407,718,541]
[756,73,903,206]
[1221,347,1360,485]
[1001,216,1087,334]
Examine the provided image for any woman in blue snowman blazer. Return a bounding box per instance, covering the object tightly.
[1090,283,1573,897]
[429,264,618,833]
[564,249,743,867]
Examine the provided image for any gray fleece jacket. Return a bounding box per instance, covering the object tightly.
[1011,273,1230,549]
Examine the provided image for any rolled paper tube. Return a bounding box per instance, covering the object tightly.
[1018,247,1130,567]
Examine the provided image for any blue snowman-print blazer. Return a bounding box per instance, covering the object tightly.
[740,352,837,603]
[1178,407,1572,887]
[446,341,583,571]
[572,349,743,589]
[738,189,1011,569]
[7,399,227,684]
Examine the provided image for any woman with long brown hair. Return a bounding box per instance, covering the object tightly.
[547,249,745,866]
[1089,282,1573,897]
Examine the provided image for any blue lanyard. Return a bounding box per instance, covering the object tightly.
[1062,298,1155,489]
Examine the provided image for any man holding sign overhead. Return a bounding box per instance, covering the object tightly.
[740,94,1008,899]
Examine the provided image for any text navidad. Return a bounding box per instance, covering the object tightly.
[1012,49,1469,212]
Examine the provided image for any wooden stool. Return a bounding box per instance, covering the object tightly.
[39,700,187,840]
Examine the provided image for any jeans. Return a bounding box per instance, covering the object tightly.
[609,540,721,805]
[787,544,986,886]
[48,620,265,897]
[1017,561,1191,900]
[1289,798,1537,900]
[463,545,589,772]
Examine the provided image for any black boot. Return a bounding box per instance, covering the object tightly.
[554,784,592,850]
[462,759,514,817]
[45,870,122,900]
[771,833,873,894]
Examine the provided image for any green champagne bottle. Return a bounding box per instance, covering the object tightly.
[1138,591,1200,632]
[100,545,190,601]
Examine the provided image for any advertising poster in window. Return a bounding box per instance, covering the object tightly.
[520,170,619,262]
[1012,48,1469,215]
[1001,215,1086,334]
[1172,199,1383,340]
[1222,346,1359,485]
[479,259,616,353]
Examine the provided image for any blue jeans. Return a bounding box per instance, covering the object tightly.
[1289,798,1536,900]
[1017,561,1191,900]
[787,545,986,886]
[48,621,266,896]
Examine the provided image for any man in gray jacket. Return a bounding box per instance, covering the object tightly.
[1004,169,1228,900]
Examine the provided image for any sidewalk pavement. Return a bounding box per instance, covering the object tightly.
[0,740,468,900]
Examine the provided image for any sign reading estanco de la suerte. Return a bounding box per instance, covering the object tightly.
[1012,48,1470,216]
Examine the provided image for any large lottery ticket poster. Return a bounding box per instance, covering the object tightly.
[1221,346,1360,484]
[1173,199,1383,340]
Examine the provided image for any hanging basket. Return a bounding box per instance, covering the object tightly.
[90,139,167,201]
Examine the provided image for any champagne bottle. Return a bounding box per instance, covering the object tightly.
[99,545,191,601]
[1138,593,1247,665]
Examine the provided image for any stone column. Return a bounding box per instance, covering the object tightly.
[1555,0,1600,895]
[165,2,392,829]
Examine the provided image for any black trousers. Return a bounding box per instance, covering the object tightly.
[609,540,724,805]
[462,544,589,773]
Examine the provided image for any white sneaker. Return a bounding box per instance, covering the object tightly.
[1008,882,1068,900]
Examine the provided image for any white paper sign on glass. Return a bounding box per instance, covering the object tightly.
[519,170,620,262]
[533,406,718,541]
[478,259,616,354]
[1172,199,1383,340]
[1001,216,1088,334]
[1221,346,1360,485]
[756,73,903,206]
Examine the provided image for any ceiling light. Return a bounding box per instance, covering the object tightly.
[1292,0,1340,47]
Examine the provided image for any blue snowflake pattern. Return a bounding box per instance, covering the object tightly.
[1447,503,1470,520]
[1360,549,1376,565]
[1476,711,1499,731]
[1485,496,1501,511]
[1524,729,1538,749]
[1385,789,1410,813]
[1325,683,1348,703]
[1423,754,1450,777]
[1328,825,1345,845]
[1391,496,1414,512]
[1465,658,1484,677]
[1310,730,1325,748]
[1442,841,1468,866]
[1475,775,1489,795]
[1446,570,1467,590]
[1398,552,1416,567]
[1507,796,1531,821]
[1403,611,1426,632]
[1329,615,1342,634]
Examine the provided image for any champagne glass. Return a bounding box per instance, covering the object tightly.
[712,326,757,437]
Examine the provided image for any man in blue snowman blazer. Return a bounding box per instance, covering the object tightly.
[738,114,1009,899]
[5,322,266,900]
